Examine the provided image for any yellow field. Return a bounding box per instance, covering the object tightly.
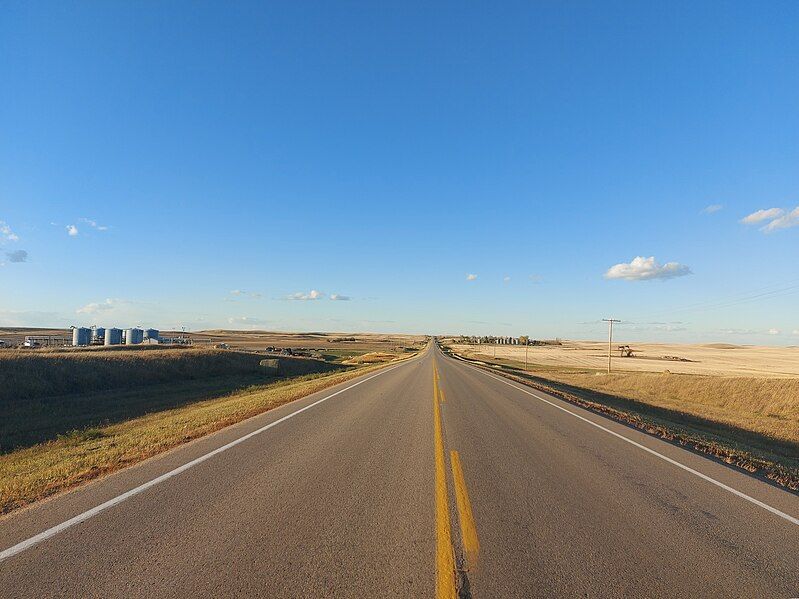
[451,340,799,378]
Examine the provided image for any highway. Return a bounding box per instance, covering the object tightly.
[1,343,797,597]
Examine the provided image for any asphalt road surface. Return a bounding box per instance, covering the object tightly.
[1,343,797,597]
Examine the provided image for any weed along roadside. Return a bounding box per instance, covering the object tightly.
[0,351,413,516]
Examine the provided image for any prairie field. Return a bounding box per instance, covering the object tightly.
[452,340,799,377]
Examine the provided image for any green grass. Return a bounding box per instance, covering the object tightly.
[319,348,370,362]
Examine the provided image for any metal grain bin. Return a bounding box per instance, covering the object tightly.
[125,328,144,345]
[144,328,159,341]
[104,328,123,345]
[72,327,91,346]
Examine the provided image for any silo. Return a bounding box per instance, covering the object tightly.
[104,328,122,346]
[125,328,144,345]
[92,327,106,344]
[144,328,159,342]
[72,327,91,346]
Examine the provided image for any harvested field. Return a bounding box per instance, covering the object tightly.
[449,340,799,378]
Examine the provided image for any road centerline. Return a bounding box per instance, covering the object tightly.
[450,450,480,569]
[433,366,457,598]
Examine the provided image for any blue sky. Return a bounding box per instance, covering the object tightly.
[1,1,798,344]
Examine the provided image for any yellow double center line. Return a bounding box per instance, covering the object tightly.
[433,365,479,598]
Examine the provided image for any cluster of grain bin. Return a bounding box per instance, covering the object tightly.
[71,326,159,346]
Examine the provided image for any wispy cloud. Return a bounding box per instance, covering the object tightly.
[287,289,325,301]
[529,274,542,284]
[466,274,477,281]
[76,298,129,314]
[762,207,799,232]
[5,249,27,263]
[330,293,351,301]
[503,276,511,283]
[66,224,79,237]
[767,328,781,335]
[229,289,263,299]
[0,221,19,242]
[701,204,723,214]
[740,206,799,233]
[604,256,692,281]
[741,208,783,224]
[79,218,109,231]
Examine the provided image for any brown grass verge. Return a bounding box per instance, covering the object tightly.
[0,361,397,516]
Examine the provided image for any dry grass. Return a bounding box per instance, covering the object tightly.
[0,347,268,401]
[0,363,392,515]
[449,340,799,377]
[533,370,799,448]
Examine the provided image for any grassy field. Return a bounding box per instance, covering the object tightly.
[0,361,399,515]
[444,343,799,490]
[0,347,273,401]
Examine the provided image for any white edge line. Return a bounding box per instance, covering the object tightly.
[457,359,799,527]
[0,359,414,563]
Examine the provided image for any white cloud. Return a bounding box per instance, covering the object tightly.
[466,274,477,281]
[503,276,511,283]
[287,289,324,300]
[330,294,351,301]
[0,221,19,242]
[229,289,262,299]
[604,256,692,281]
[767,328,781,335]
[66,224,79,237]
[79,218,109,231]
[740,208,784,225]
[762,206,799,232]
[5,249,27,263]
[701,204,723,214]
[792,330,799,336]
[76,298,128,314]
[529,274,542,284]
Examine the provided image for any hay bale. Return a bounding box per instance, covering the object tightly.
[259,358,280,375]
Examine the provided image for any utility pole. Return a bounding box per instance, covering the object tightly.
[602,318,621,374]
[524,341,529,371]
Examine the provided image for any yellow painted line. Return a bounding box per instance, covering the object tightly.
[434,366,446,403]
[434,369,457,599]
[450,450,479,568]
